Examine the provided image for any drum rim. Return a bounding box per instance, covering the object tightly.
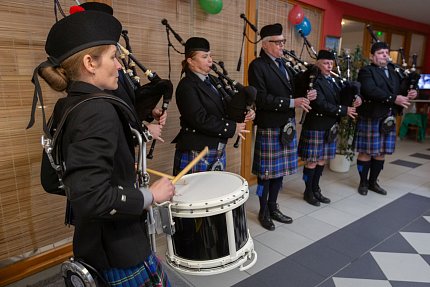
[171,171,249,214]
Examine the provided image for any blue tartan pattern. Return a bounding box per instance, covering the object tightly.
[103,253,170,287]
[298,129,336,162]
[252,127,298,179]
[355,117,396,156]
[173,147,226,175]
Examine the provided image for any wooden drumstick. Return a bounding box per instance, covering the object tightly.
[171,146,209,184]
[146,168,175,180]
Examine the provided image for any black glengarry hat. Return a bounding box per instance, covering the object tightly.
[80,2,113,15]
[317,50,335,60]
[185,37,210,57]
[260,23,283,39]
[371,42,389,54]
[45,10,121,64]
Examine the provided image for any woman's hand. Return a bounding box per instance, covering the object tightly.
[147,123,164,142]
[235,122,250,140]
[149,177,175,203]
[152,108,167,125]
[353,96,362,107]
[244,109,256,122]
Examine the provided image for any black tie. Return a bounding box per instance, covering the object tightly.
[275,58,289,80]
[204,76,219,95]
[327,76,338,90]
[382,67,389,78]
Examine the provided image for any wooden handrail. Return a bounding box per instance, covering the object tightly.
[0,243,72,286]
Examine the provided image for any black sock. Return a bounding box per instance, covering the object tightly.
[268,177,283,212]
[357,160,371,185]
[312,164,324,192]
[303,167,315,194]
[257,178,270,215]
[369,158,384,185]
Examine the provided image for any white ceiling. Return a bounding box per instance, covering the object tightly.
[338,0,430,26]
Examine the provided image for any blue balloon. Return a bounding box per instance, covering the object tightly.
[295,17,312,36]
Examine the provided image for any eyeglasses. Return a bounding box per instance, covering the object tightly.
[269,39,286,46]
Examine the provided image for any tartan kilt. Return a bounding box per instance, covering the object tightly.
[252,126,298,179]
[173,147,226,175]
[103,253,170,287]
[355,117,396,156]
[298,129,336,162]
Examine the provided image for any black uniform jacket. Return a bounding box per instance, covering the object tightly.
[248,50,295,128]
[358,63,402,118]
[173,70,236,151]
[56,81,150,271]
[302,74,348,131]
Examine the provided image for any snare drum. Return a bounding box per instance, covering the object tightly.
[165,171,257,275]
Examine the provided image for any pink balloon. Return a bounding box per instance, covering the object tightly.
[288,5,304,25]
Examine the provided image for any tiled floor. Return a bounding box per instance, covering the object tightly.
[162,138,430,287]
[7,138,430,287]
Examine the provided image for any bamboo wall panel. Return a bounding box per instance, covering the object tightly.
[0,0,322,272]
[0,0,74,267]
[0,0,246,268]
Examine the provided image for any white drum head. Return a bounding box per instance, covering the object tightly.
[172,171,248,217]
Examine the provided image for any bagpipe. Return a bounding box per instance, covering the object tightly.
[210,63,257,147]
[298,65,319,124]
[117,33,173,158]
[366,25,420,95]
[284,42,360,121]
[335,51,361,108]
[398,48,420,93]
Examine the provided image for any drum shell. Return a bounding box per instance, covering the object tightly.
[167,172,252,268]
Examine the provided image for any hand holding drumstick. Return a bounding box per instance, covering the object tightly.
[146,147,210,202]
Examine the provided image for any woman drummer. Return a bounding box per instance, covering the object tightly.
[172,37,253,175]
[35,10,174,286]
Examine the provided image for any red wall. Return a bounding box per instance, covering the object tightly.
[297,0,430,72]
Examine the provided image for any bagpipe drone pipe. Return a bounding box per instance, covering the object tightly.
[210,63,256,148]
[117,34,173,123]
[398,48,420,95]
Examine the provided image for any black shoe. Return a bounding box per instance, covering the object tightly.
[314,188,331,204]
[304,191,320,206]
[358,181,368,196]
[259,212,275,231]
[368,182,387,195]
[270,208,293,224]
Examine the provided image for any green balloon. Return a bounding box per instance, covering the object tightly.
[199,0,223,14]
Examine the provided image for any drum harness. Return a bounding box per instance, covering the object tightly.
[39,94,175,287]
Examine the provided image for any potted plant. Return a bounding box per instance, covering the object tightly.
[330,116,356,172]
[330,45,368,172]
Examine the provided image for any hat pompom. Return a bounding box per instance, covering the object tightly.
[69,5,85,15]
